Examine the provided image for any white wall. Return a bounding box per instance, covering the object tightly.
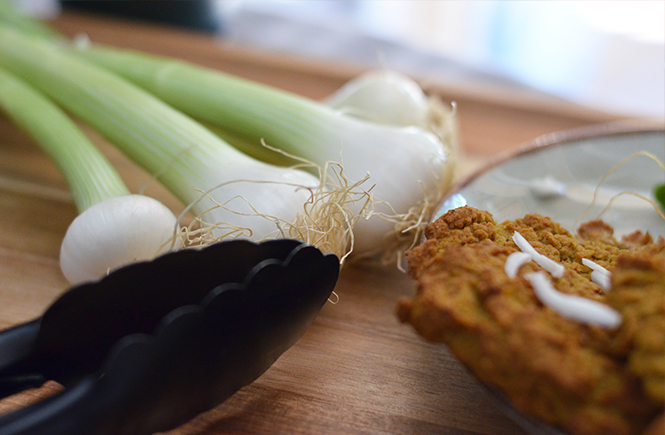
[217,0,665,120]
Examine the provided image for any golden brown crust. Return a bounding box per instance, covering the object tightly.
[608,242,665,403]
[398,206,665,435]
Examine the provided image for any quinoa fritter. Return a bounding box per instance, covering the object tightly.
[397,206,664,435]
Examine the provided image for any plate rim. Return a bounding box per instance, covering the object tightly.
[448,120,665,205]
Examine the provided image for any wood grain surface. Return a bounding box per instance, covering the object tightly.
[0,10,646,435]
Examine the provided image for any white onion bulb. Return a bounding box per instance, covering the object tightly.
[60,194,179,284]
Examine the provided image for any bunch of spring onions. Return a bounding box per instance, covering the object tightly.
[73,43,457,263]
[0,64,179,284]
[0,9,457,273]
[0,25,366,272]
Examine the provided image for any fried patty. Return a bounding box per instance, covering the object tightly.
[397,206,664,435]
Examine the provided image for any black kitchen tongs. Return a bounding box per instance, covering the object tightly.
[0,239,339,434]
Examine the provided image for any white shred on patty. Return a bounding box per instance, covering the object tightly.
[504,251,532,278]
[512,232,565,278]
[582,258,612,292]
[524,271,622,329]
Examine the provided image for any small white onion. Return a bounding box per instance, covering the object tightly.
[324,70,452,259]
[60,194,179,284]
[325,70,430,128]
[524,272,622,329]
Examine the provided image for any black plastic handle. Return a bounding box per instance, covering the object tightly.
[0,240,338,435]
[0,320,44,397]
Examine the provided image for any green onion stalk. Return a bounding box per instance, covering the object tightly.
[74,42,458,264]
[0,65,179,284]
[0,26,363,270]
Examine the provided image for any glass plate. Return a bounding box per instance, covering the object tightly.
[439,125,665,239]
[434,124,665,435]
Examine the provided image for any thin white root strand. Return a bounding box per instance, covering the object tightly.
[176,159,373,264]
[355,148,456,272]
[576,150,665,226]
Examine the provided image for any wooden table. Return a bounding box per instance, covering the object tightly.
[0,11,653,435]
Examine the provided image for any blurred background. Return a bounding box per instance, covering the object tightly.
[11,0,665,121]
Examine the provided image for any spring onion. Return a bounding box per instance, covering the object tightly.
[323,67,459,178]
[0,0,60,40]
[74,44,457,262]
[0,65,178,284]
[0,26,360,264]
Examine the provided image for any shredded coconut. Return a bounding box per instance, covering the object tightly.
[504,251,532,278]
[582,258,612,292]
[524,272,622,329]
[512,232,565,278]
[582,258,611,276]
[590,271,612,292]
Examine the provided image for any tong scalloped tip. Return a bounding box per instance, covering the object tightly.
[0,238,339,435]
